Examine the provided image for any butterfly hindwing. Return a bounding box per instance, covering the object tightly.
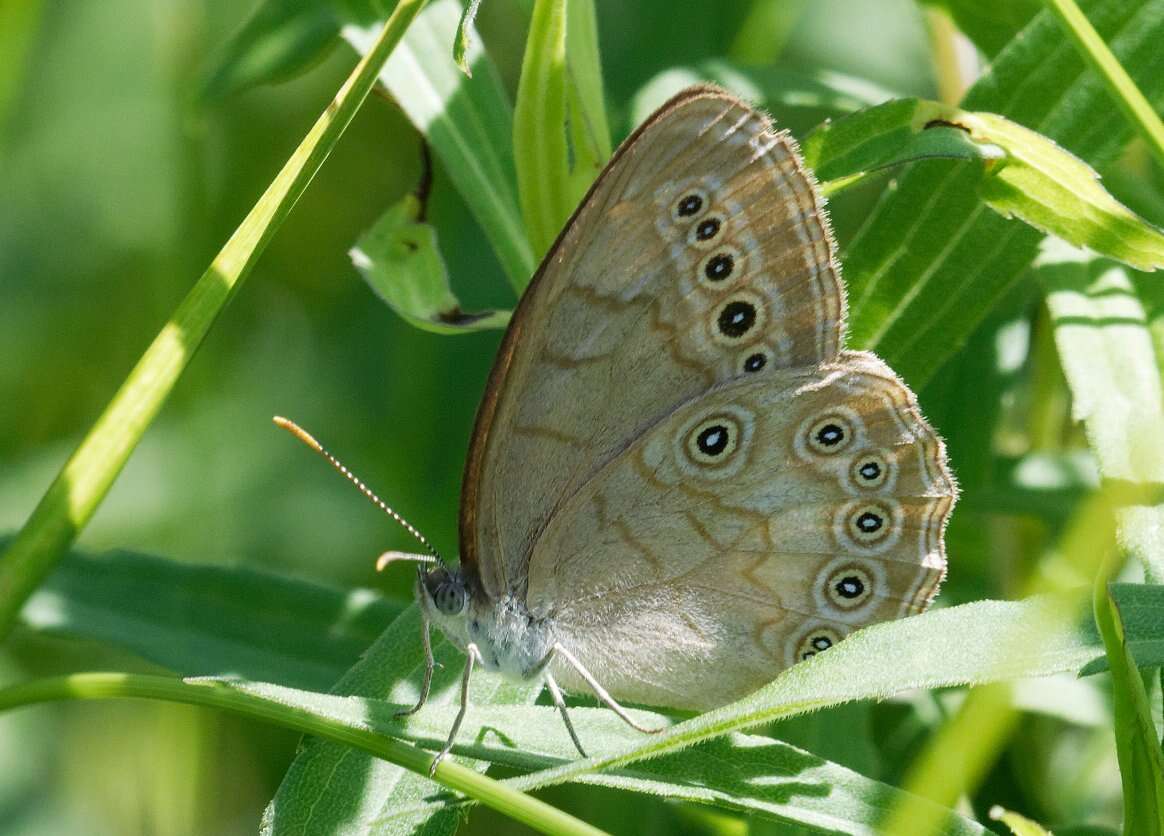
[528,352,956,709]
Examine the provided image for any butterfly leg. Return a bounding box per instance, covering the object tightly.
[552,643,667,735]
[396,576,435,718]
[429,642,484,776]
[544,672,588,758]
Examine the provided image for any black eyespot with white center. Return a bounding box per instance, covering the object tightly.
[817,424,843,446]
[844,502,895,547]
[850,452,890,490]
[683,413,747,469]
[676,193,703,217]
[744,352,766,372]
[717,300,756,338]
[705,253,734,282]
[792,627,842,664]
[696,217,721,241]
[697,424,729,456]
[836,576,864,598]
[806,414,855,456]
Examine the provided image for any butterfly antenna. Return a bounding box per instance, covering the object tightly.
[272,416,442,568]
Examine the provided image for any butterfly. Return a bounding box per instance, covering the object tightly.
[279,84,956,773]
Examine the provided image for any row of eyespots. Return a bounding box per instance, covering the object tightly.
[800,413,894,493]
[673,192,774,363]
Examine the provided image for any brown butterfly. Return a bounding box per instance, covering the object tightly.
[280,84,956,772]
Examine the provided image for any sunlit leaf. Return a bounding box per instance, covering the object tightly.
[1037,242,1164,579]
[630,61,896,127]
[844,0,1164,387]
[807,98,1164,266]
[989,804,1054,836]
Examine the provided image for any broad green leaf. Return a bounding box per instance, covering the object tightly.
[0,2,429,642]
[200,0,381,101]
[919,0,1041,56]
[1037,242,1164,579]
[239,680,985,835]
[263,605,540,836]
[498,590,1155,802]
[346,0,535,291]
[514,0,610,261]
[257,588,1159,831]
[630,61,896,127]
[989,805,1054,836]
[17,544,400,691]
[352,193,511,333]
[452,0,483,76]
[806,98,1164,266]
[1094,579,1164,835]
[844,0,1164,388]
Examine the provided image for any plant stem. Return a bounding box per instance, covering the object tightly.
[0,0,429,641]
[0,673,606,836]
[1041,0,1164,171]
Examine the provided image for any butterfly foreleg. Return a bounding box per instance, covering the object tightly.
[544,673,588,758]
[429,642,484,776]
[550,643,668,735]
[396,573,436,718]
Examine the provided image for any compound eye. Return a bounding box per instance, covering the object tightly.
[434,581,468,615]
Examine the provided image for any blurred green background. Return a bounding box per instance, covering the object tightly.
[3,0,1151,833]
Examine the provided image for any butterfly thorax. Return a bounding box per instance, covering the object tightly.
[419,565,556,681]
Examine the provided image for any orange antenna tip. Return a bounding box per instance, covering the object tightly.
[376,550,438,572]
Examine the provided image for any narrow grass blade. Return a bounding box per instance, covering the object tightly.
[1094,576,1164,835]
[1043,0,1164,170]
[0,0,430,643]
[514,0,610,260]
[0,673,603,836]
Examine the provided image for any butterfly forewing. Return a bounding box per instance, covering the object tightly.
[462,88,848,601]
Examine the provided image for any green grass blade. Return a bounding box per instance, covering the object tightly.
[18,544,402,690]
[843,0,1164,388]
[1043,0,1164,171]
[352,191,511,333]
[1094,576,1164,835]
[0,0,429,644]
[918,0,1040,56]
[346,0,535,290]
[0,673,604,836]
[514,0,610,261]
